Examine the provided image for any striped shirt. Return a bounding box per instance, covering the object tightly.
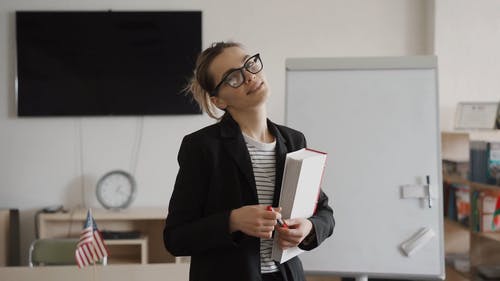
[243,133,279,274]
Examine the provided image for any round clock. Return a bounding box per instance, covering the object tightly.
[96,170,136,210]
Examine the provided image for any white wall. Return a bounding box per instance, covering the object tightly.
[435,0,500,130]
[0,0,432,264]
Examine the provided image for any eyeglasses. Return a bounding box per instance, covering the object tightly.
[210,54,263,97]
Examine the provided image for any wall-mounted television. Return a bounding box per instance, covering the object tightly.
[16,11,202,116]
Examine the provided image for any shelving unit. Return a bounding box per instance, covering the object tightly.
[105,237,148,264]
[469,182,500,275]
[443,176,500,280]
[441,130,500,280]
[37,207,176,264]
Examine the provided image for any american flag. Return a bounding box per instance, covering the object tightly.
[75,210,109,268]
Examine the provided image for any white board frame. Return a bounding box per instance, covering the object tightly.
[285,56,445,280]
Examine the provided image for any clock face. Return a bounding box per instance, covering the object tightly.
[96,171,136,209]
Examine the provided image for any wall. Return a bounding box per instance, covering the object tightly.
[435,0,500,130]
[0,0,432,264]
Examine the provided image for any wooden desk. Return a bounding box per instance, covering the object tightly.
[37,208,176,264]
[0,209,19,266]
[0,264,190,281]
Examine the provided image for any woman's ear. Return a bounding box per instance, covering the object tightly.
[210,96,227,110]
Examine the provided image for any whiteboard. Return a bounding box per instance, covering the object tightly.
[285,56,444,280]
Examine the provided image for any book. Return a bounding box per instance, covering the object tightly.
[487,142,500,185]
[271,148,327,263]
[470,188,500,232]
[470,141,489,184]
[444,181,470,227]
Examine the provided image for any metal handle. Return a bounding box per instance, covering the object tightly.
[426,175,432,208]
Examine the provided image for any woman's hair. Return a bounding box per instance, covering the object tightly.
[185,41,243,120]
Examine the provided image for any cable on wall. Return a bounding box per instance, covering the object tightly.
[77,118,86,208]
[130,116,144,177]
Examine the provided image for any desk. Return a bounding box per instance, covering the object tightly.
[0,209,19,266]
[37,208,177,264]
[0,264,190,281]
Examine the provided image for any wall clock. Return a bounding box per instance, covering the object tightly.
[96,170,136,210]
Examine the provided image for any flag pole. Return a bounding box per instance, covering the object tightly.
[90,207,96,281]
[76,207,109,273]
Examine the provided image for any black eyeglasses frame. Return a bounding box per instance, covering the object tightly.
[210,53,263,97]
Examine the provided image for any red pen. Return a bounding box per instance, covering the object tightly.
[267,206,288,229]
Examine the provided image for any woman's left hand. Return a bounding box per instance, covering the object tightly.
[275,218,313,250]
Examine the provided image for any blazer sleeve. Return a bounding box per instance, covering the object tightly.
[163,135,238,256]
[298,189,335,251]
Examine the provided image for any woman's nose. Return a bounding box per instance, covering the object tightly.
[245,73,256,83]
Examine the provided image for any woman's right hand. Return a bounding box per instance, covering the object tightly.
[229,205,281,239]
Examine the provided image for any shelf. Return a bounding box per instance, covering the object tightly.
[472,231,500,242]
[470,181,500,191]
[105,237,148,245]
[38,208,175,264]
[38,207,168,221]
[444,175,471,186]
[105,237,148,264]
[443,130,500,142]
[107,256,143,265]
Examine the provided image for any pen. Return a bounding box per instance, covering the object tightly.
[267,206,288,228]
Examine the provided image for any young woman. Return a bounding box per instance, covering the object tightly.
[163,41,334,281]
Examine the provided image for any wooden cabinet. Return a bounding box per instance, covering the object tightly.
[468,182,500,276]
[444,177,500,280]
[470,231,500,270]
[37,207,180,265]
[441,130,500,280]
[0,209,20,266]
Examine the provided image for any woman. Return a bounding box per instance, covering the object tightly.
[163,41,334,281]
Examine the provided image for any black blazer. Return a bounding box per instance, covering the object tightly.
[164,113,334,281]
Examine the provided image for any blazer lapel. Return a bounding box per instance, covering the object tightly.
[219,114,258,203]
[219,114,290,206]
[268,120,288,207]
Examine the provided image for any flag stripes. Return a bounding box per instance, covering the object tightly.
[75,210,109,268]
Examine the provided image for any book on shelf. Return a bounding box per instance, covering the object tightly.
[470,141,500,186]
[471,188,500,233]
[444,180,470,227]
[487,142,500,186]
[455,186,471,225]
[470,141,489,184]
[271,148,327,263]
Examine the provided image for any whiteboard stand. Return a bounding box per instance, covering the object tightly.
[356,275,368,281]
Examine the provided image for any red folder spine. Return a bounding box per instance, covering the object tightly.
[305,148,327,215]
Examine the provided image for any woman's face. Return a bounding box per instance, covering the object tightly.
[209,47,268,113]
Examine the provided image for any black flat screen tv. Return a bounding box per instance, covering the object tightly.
[16,11,202,116]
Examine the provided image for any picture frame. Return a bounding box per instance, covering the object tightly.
[455,102,500,130]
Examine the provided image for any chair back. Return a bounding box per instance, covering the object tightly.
[29,238,78,266]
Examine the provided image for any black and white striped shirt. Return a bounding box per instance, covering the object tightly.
[243,133,279,274]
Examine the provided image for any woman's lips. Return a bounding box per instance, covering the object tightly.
[247,82,264,95]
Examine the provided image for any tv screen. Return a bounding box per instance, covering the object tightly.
[16,11,202,116]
